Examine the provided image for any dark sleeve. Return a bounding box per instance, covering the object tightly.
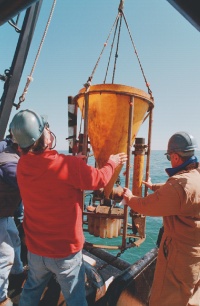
[0,162,19,188]
[0,140,7,153]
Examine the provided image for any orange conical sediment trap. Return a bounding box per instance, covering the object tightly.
[74,84,153,198]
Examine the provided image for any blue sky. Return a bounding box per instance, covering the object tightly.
[0,0,200,150]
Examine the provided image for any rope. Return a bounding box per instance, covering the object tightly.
[15,0,57,109]
[82,10,122,144]
[121,10,154,100]
[112,13,123,83]
[84,12,121,88]
[85,0,154,101]
[104,15,120,83]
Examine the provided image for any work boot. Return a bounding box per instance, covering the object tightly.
[0,298,13,306]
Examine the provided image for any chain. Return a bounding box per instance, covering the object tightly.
[97,247,127,271]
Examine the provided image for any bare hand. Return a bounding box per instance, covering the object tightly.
[109,152,128,167]
[142,177,152,190]
[122,187,133,205]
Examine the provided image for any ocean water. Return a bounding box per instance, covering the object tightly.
[59,150,200,264]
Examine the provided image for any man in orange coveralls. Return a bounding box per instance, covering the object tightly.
[10,109,127,306]
[123,131,200,306]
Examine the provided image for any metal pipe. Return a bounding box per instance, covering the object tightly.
[144,108,153,196]
[122,96,134,249]
[84,242,131,271]
[105,247,158,306]
[81,91,90,215]
[131,137,147,238]
[132,138,147,196]
[82,92,89,156]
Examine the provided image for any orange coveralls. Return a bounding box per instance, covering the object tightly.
[130,164,200,306]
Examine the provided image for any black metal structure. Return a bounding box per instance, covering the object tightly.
[0,0,39,26]
[167,0,200,31]
[0,0,43,140]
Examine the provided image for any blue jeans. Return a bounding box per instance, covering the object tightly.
[0,217,24,301]
[14,202,24,228]
[19,250,88,306]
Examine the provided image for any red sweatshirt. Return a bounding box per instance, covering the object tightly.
[17,150,116,258]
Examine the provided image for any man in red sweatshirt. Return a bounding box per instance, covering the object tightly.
[10,109,127,306]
